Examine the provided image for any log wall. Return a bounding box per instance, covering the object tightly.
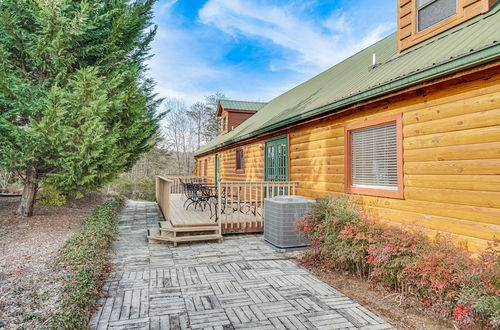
[196,66,500,252]
[196,155,215,179]
[289,67,500,252]
[219,143,265,182]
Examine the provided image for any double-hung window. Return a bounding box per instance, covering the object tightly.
[417,0,457,32]
[236,149,244,172]
[344,113,404,199]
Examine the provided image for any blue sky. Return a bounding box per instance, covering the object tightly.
[148,0,396,106]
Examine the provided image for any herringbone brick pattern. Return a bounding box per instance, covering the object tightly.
[90,201,394,330]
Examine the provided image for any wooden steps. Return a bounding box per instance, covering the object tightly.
[159,221,219,232]
[147,221,222,246]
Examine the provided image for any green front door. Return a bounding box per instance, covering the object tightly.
[265,136,289,195]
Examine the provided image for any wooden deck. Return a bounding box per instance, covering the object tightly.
[169,193,263,233]
[170,194,216,227]
[155,177,297,236]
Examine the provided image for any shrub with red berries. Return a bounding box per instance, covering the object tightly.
[296,196,499,328]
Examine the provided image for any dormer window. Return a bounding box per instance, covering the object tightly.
[398,0,496,51]
[417,0,457,32]
[221,116,227,133]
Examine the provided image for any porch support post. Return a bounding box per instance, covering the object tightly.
[217,180,222,235]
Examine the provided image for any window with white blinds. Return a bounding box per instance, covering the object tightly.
[350,121,398,190]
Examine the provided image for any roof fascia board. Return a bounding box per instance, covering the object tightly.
[224,108,258,114]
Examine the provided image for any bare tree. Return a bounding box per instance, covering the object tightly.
[122,134,173,179]
[162,98,197,175]
[159,93,227,175]
[0,169,12,193]
[187,102,205,149]
[204,92,226,141]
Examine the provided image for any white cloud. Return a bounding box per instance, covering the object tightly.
[323,12,351,34]
[148,0,395,110]
[198,0,394,74]
[157,0,178,15]
[148,3,223,105]
[149,1,298,107]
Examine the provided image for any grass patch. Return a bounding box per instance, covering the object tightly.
[48,196,124,329]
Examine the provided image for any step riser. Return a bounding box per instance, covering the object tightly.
[147,229,222,246]
[159,228,219,234]
[158,221,219,233]
[147,235,223,246]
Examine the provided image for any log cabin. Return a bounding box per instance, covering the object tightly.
[194,0,500,252]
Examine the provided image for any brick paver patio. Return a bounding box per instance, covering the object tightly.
[90,200,394,329]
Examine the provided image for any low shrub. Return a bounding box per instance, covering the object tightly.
[113,177,155,201]
[48,196,124,328]
[36,185,67,206]
[297,196,499,328]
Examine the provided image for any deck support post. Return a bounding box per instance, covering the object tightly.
[217,180,222,235]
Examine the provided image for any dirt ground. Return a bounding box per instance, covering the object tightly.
[304,266,454,329]
[0,195,454,329]
[0,194,107,329]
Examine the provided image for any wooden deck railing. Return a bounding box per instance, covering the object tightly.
[155,176,299,233]
[163,175,213,194]
[217,181,299,232]
[156,176,173,221]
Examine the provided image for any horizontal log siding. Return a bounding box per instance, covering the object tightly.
[289,68,500,252]
[196,155,215,179]
[220,142,264,181]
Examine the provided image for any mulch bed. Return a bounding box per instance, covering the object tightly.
[305,265,454,329]
[0,194,107,329]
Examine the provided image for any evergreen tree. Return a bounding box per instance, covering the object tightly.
[0,0,163,216]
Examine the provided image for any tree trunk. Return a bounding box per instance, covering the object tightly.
[17,166,38,217]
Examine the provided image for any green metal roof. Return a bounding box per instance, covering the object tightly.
[219,99,267,111]
[196,5,500,156]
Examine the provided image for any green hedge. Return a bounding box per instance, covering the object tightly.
[49,196,124,329]
[297,196,499,329]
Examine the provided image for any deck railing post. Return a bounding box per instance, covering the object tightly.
[217,180,222,234]
[155,176,173,222]
[165,180,171,221]
[155,176,160,202]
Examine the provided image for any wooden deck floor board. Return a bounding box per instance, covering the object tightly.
[170,194,216,227]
